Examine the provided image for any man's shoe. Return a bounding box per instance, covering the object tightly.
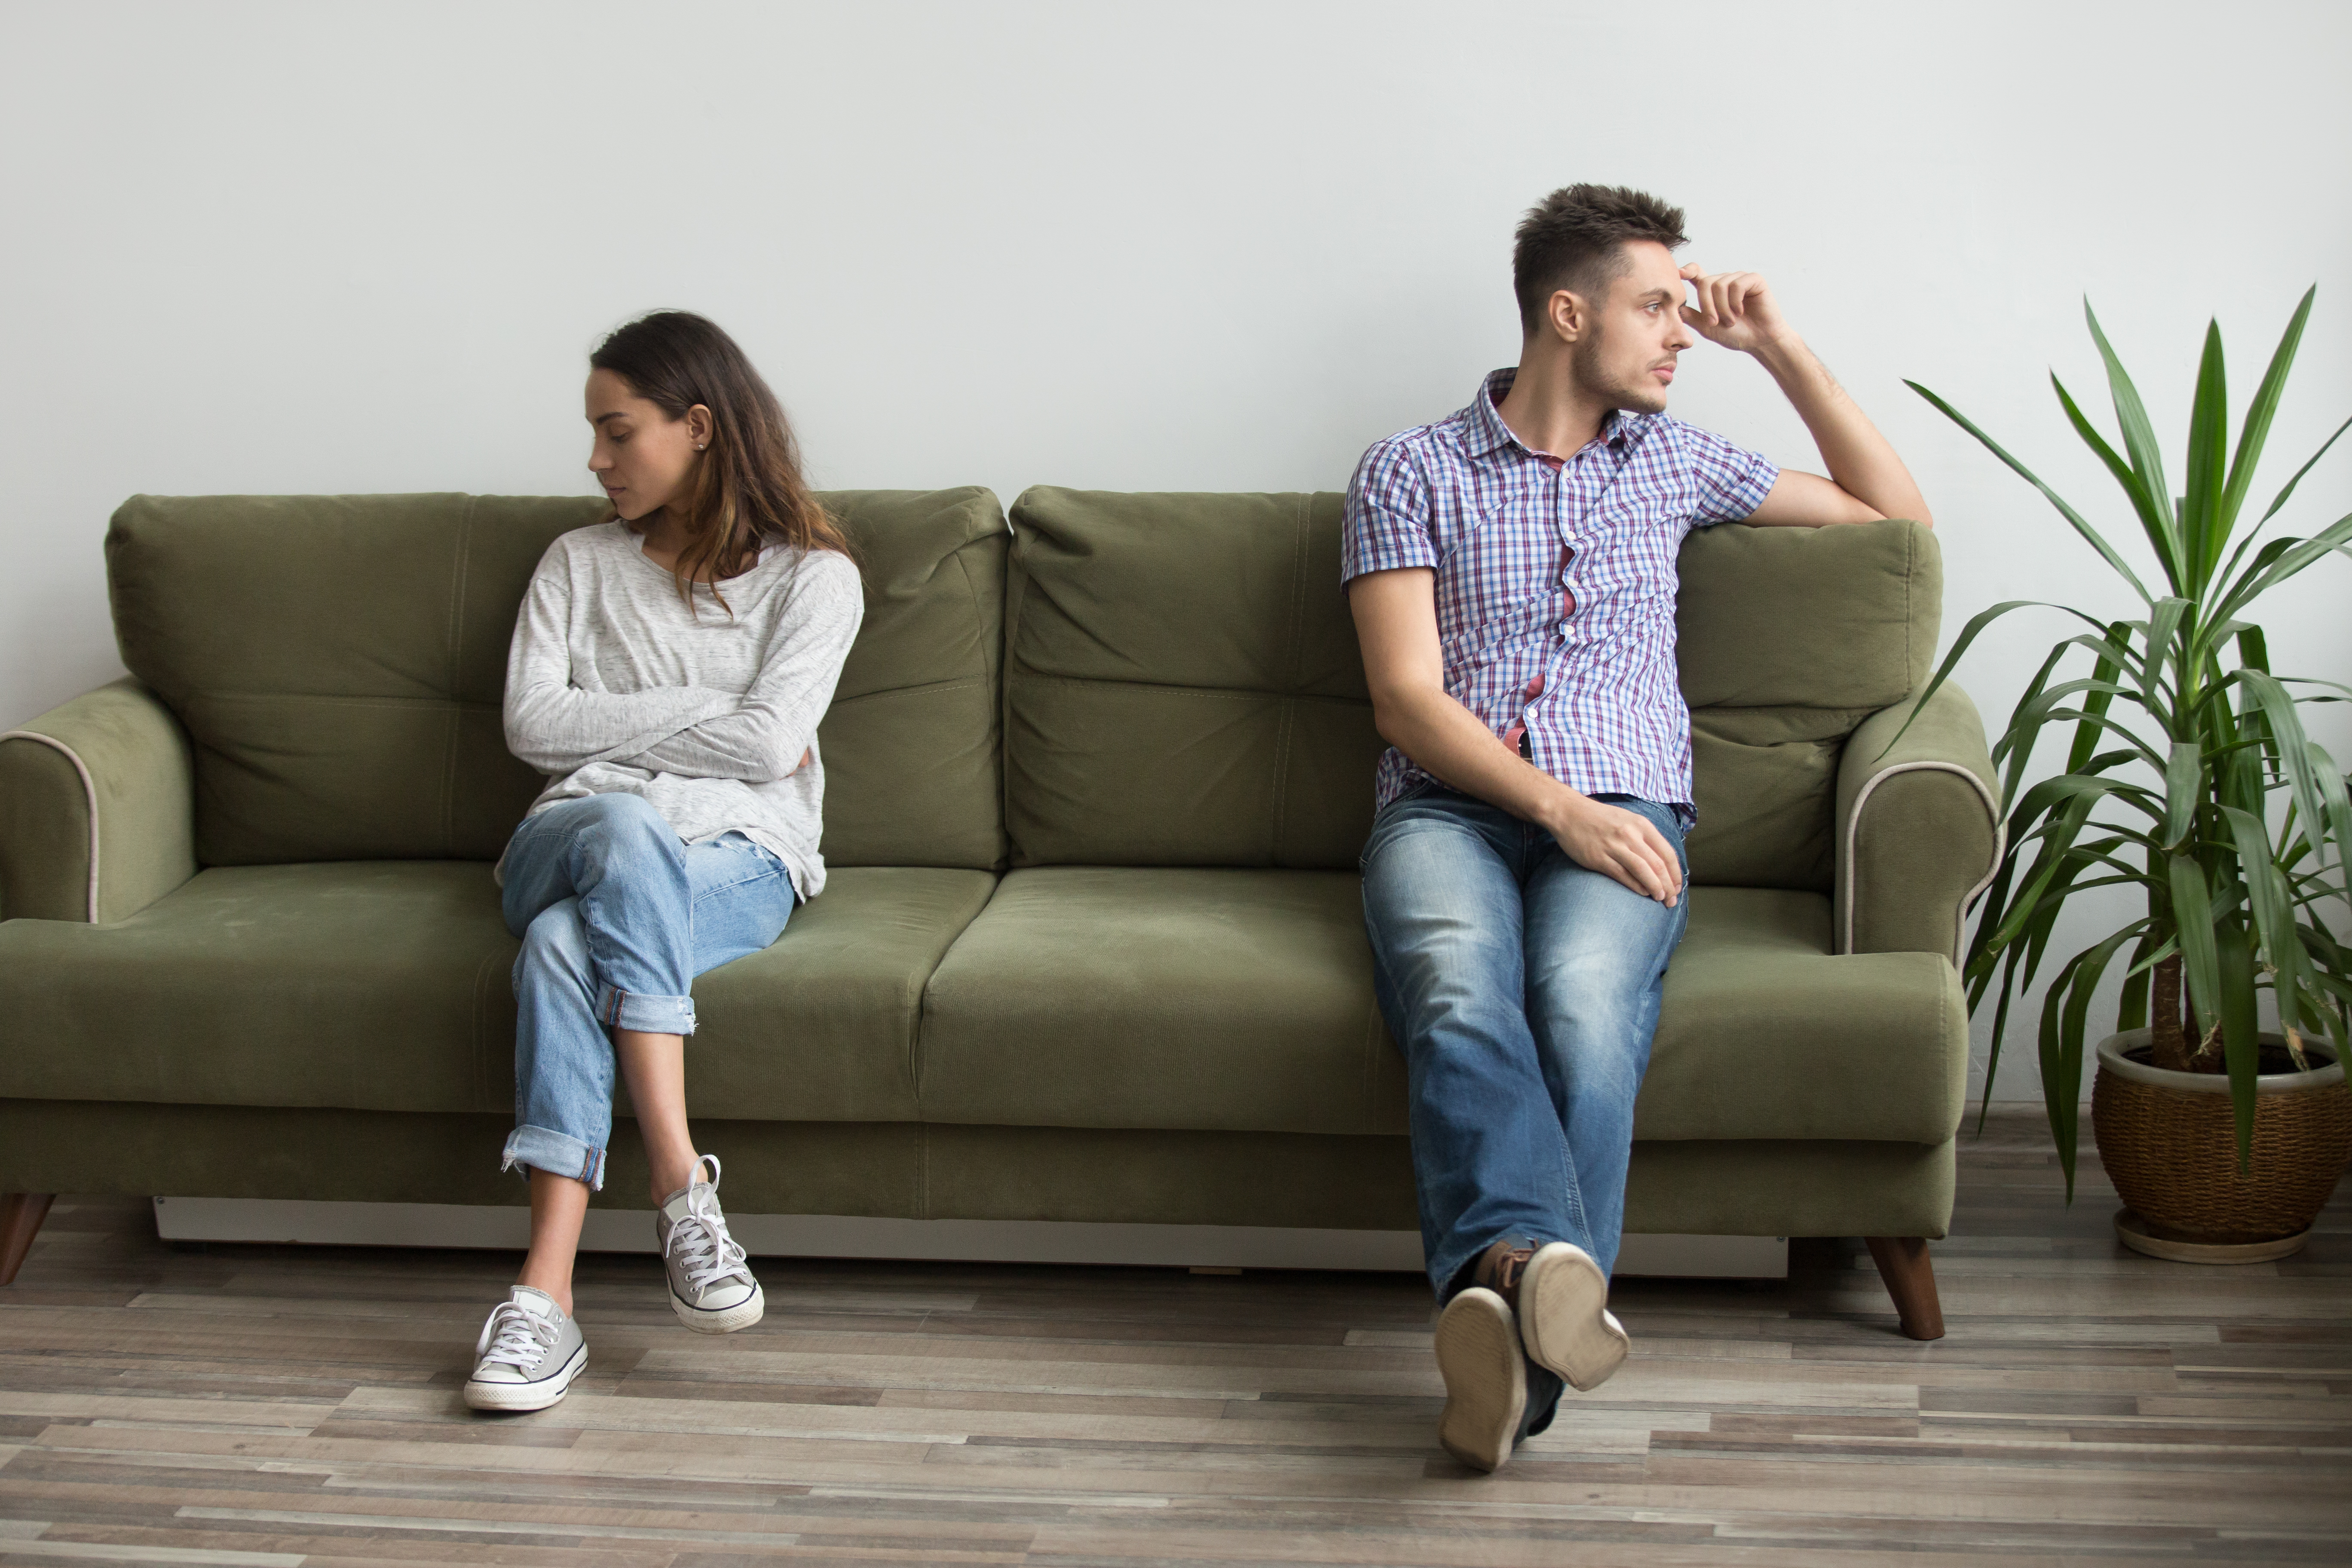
[463,1286,586,1412]
[1433,1286,1526,1473]
[1479,1238,1630,1391]
[655,1153,765,1334]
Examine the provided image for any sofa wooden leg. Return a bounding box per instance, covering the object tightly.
[1865,1235,1945,1341]
[0,1194,55,1286]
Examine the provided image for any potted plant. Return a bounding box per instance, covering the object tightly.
[1903,287,2352,1261]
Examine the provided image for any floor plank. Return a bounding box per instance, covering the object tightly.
[3,1108,2347,1564]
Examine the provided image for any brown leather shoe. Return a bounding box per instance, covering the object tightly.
[1473,1237,1629,1392]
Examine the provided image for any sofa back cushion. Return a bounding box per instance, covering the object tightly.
[1002,492,1938,887]
[107,488,1006,869]
[1675,518,1939,891]
[1004,489,1382,869]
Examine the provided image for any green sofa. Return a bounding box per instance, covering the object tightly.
[0,488,1998,1335]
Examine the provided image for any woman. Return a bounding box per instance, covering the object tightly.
[464,311,863,1412]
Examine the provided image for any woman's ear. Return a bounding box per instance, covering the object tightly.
[686,404,715,449]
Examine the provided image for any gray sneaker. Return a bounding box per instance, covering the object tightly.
[655,1154,764,1334]
[1433,1286,1525,1473]
[463,1286,585,1412]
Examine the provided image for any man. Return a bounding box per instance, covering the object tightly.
[1343,184,1933,1473]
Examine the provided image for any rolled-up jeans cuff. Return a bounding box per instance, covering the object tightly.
[502,1125,607,1191]
[595,984,695,1035]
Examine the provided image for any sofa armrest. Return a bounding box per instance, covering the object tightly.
[1,678,196,923]
[1834,680,2002,961]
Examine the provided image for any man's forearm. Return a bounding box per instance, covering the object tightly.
[1752,337,1932,524]
[1376,685,1576,831]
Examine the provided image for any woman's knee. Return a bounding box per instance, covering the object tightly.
[517,900,594,987]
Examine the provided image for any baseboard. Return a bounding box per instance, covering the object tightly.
[149,1197,1788,1278]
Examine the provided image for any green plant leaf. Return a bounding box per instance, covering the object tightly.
[2085,300,2174,552]
[2217,922,2261,1168]
[2141,597,2191,715]
[2220,286,2315,534]
[2169,854,2222,1036]
[2066,623,2132,775]
[2162,741,2203,847]
[2239,671,2334,879]
[2219,804,2296,972]
[2055,375,2184,589]
[2256,411,2352,527]
[1908,380,2155,603]
[2213,511,2352,627]
[2180,320,2230,588]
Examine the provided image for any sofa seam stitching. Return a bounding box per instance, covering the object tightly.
[0,731,100,922]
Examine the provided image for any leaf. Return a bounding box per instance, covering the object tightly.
[2240,671,2333,876]
[2084,300,2174,528]
[2220,285,2315,533]
[2141,597,2191,717]
[2180,320,2230,588]
[2055,375,2184,590]
[2219,804,2296,972]
[2066,623,2132,775]
[2257,411,2352,527]
[2217,922,2261,1168]
[1908,380,2155,604]
[2170,854,2222,1037]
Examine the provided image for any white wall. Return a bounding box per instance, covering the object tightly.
[6,1,2349,1099]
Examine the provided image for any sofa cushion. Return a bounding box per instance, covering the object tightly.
[106,488,1006,869]
[1003,489,1384,869]
[919,867,1401,1133]
[1675,519,1942,891]
[0,862,995,1124]
[916,871,1963,1145]
[1639,887,1967,1145]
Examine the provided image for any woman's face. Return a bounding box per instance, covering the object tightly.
[585,368,709,522]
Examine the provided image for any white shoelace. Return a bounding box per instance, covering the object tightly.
[477,1302,559,1372]
[665,1155,751,1295]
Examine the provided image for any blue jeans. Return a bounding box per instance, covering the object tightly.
[498,793,796,1191]
[1361,786,1689,1436]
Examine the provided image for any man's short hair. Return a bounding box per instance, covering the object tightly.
[1513,184,1688,336]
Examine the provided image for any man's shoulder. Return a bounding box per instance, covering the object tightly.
[1624,411,1755,462]
[1365,402,1477,465]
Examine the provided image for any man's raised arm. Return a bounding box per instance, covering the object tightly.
[1348,568,1682,906]
[1679,264,1934,530]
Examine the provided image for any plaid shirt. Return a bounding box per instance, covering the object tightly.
[1342,368,1778,824]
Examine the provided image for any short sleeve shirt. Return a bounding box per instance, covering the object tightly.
[1341,368,1778,823]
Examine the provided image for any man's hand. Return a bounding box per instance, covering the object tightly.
[1544,793,1683,907]
[1678,263,1793,356]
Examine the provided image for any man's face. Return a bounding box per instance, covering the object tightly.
[1568,239,1696,415]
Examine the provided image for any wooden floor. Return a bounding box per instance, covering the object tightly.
[2,1110,2347,1567]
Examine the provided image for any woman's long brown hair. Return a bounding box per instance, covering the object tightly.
[590,311,854,612]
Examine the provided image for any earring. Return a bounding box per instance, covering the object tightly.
[695,443,705,451]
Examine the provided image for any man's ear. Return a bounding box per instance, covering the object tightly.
[1546,288,1589,345]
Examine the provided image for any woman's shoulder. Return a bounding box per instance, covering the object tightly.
[535,519,636,577]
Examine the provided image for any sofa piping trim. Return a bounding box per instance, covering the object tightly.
[0,730,100,922]
[1840,759,2005,964]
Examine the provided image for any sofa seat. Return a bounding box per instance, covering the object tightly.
[916,871,1965,1144]
[0,862,997,1122]
[1641,887,1967,1145]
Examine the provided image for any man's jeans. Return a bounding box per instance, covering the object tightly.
[498,793,796,1191]
[1361,786,1689,1436]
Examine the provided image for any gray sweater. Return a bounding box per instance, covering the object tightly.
[501,521,865,899]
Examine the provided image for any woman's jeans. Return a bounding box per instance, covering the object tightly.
[1361,786,1690,1437]
[498,793,796,1191]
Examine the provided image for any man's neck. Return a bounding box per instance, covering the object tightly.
[1494,349,1614,460]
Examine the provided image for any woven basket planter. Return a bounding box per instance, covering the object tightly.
[2091,1029,2352,1260]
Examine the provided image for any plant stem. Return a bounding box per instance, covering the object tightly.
[2150,953,2192,1071]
